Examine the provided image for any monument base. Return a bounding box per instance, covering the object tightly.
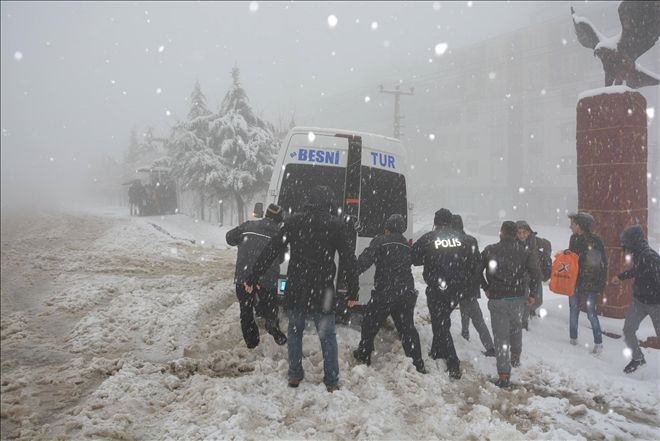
[576,88,648,319]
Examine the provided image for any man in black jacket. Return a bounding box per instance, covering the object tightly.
[226,204,287,348]
[453,215,495,357]
[412,208,479,379]
[245,186,359,392]
[612,224,660,373]
[568,212,607,354]
[353,214,427,373]
[480,221,541,388]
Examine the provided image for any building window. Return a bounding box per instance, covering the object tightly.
[559,155,576,175]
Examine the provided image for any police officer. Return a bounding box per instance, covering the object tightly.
[226,204,287,348]
[412,208,479,379]
[353,214,427,373]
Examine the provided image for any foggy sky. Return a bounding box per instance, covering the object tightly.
[0,1,636,207]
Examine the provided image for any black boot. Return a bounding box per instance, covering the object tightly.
[483,347,496,357]
[624,358,646,374]
[353,349,371,366]
[266,320,287,346]
[413,360,428,374]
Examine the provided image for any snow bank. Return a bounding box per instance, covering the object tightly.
[2,208,658,440]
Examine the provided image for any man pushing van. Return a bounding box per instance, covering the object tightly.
[226,204,287,348]
[412,208,479,379]
[244,186,359,392]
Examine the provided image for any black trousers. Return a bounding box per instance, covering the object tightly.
[426,289,460,371]
[236,284,280,348]
[355,294,423,366]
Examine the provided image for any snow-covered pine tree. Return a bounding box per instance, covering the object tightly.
[209,67,278,224]
[124,128,140,163]
[125,126,160,166]
[167,81,222,221]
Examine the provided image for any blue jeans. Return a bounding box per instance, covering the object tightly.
[569,289,602,344]
[287,310,339,387]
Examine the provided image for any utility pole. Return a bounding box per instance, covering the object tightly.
[379,84,414,139]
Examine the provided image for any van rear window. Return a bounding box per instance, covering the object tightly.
[278,164,345,215]
[359,166,407,237]
[277,164,407,238]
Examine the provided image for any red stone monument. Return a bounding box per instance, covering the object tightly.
[575,88,648,318]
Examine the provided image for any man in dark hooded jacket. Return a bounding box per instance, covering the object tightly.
[412,208,479,379]
[353,214,427,373]
[480,221,541,388]
[226,204,287,348]
[245,186,359,392]
[568,212,607,354]
[612,224,660,373]
[453,214,495,357]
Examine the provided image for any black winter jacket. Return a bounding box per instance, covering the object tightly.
[480,237,541,300]
[619,225,660,305]
[247,208,359,313]
[569,232,608,293]
[357,232,415,302]
[226,218,283,289]
[412,226,480,298]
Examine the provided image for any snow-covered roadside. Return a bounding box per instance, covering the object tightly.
[1,208,658,440]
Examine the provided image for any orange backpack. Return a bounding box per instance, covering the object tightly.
[549,250,580,296]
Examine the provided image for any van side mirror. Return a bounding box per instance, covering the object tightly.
[253,202,264,218]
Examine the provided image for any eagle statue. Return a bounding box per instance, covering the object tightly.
[571,0,660,88]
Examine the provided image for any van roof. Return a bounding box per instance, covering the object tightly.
[289,126,407,159]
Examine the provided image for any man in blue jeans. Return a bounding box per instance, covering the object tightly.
[568,212,608,354]
[245,186,359,392]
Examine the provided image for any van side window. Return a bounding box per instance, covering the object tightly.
[359,166,407,237]
[278,164,345,215]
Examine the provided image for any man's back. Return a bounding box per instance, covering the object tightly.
[412,226,477,292]
[358,232,414,297]
[481,239,540,299]
[226,217,281,288]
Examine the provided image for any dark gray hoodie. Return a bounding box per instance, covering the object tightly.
[619,225,660,305]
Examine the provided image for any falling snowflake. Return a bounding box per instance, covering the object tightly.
[488,260,497,272]
[371,21,378,30]
[307,131,316,142]
[488,71,496,80]
[434,42,448,56]
[165,110,171,116]
[652,197,657,204]
[14,51,23,61]
[429,133,435,141]
[467,1,473,7]
[328,14,338,28]
[562,38,568,45]
[364,96,371,103]
[158,45,165,53]
[156,88,162,94]
[518,187,525,194]
[538,308,548,318]
[647,107,655,119]
[383,40,390,48]
[622,348,632,359]
[249,2,259,13]
[433,2,441,11]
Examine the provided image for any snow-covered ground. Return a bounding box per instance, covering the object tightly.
[1,207,658,440]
